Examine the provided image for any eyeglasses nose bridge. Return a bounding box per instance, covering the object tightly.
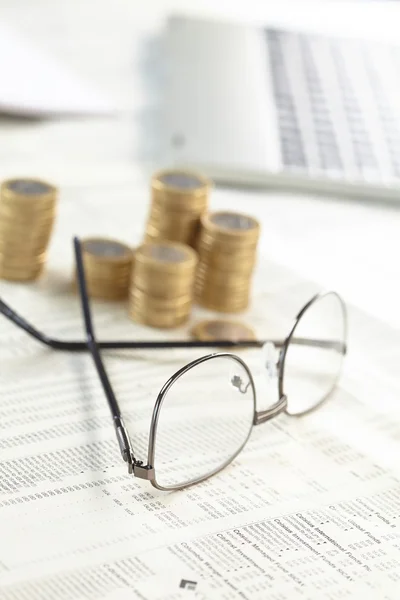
[254,395,287,426]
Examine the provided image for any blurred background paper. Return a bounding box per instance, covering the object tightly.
[0,23,113,116]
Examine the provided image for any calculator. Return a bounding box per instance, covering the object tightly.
[164,15,400,201]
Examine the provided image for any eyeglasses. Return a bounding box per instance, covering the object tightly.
[0,237,347,490]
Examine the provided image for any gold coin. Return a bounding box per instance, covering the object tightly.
[0,230,54,245]
[133,263,194,281]
[129,305,191,328]
[196,256,256,271]
[198,226,259,244]
[0,177,58,282]
[129,307,192,324]
[0,208,55,223]
[82,238,132,262]
[197,263,256,279]
[152,169,211,198]
[194,294,251,308]
[191,320,256,342]
[0,255,44,267]
[195,265,253,282]
[133,272,195,290]
[85,274,131,285]
[147,218,200,234]
[194,210,259,314]
[201,211,260,241]
[152,206,204,219]
[130,300,192,315]
[130,288,192,310]
[1,178,56,200]
[194,288,251,303]
[194,292,251,308]
[130,241,197,325]
[146,223,201,241]
[147,170,211,247]
[196,263,256,279]
[134,259,194,277]
[134,241,197,273]
[195,277,251,291]
[133,278,194,299]
[0,263,44,281]
[0,259,46,271]
[148,202,206,220]
[194,274,252,289]
[195,297,250,314]
[85,287,128,301]
[146,222,199,245]
[77,237,133,300]
[195,285,251,305]
[0,179,57,216]
[197,237,258,256]
[197,236,258,257]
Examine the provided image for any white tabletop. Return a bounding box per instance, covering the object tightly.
[0,0,399,328]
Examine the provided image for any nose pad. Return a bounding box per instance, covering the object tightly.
[262,342,279,381]
[261,342,280,404]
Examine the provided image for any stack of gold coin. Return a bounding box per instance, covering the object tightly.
[130,241,198,328]
[144,169,211,247]
[195,211,260,313]
[79,238,133,300]
[0,178,58,281]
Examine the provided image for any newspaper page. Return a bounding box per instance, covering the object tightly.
[1,184,400,599]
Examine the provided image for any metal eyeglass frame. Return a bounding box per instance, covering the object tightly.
[0,237,347,490]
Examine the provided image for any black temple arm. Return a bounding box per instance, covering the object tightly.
[73,236,136,473]
[0,298,68,350]
[0,299,345,355]
[0,298,262,350]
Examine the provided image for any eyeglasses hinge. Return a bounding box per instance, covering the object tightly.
[133,464,155,480]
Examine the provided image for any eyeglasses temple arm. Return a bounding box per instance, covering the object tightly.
[0,298,263,349]
[73,236,137,474]
[0,298,68,349]
[0,299,345,354]
[289,337,346,354]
